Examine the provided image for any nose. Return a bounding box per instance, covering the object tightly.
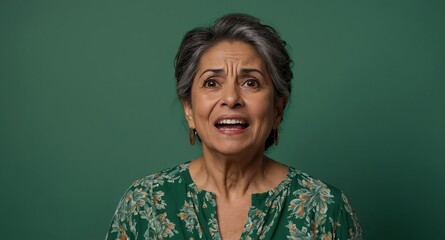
[221,82,244,108]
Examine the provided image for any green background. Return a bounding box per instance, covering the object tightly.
[1,1,444,239]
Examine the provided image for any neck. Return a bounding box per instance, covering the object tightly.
[190,146,276,202]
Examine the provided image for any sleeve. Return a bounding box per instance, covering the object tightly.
[333,192,363,240]
[105,182,150,240]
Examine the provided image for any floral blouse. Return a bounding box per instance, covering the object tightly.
[106,162,363,240]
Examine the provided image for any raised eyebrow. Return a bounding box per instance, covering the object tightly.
[199,69,224,78]
[240,68,264,77]
[198,68,264,78]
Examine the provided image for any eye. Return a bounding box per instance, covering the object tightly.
[243,79,260,88]
[203,79,219,88]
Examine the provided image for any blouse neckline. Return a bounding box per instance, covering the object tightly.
[182,161,294,198]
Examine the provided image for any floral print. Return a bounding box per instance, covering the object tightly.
[178,200,203,238]
[106,163,363,239]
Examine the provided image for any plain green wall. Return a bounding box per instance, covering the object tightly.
[1,0,444,239]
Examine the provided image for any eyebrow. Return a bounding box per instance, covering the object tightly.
[199,68,264,78]
[199,69,224,78]
[241,68,264,77]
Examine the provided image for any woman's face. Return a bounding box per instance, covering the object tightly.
[183,41,286,156]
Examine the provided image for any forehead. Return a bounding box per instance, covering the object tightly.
[198,41,265,70]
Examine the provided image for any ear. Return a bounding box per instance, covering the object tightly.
[181,99,196,129]
[274,96,288,128]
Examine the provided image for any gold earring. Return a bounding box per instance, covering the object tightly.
[274,128,279,145]
[189,128,197,145]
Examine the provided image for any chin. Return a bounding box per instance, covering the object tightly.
[205,142,263,157]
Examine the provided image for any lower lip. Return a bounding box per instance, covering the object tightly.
[216,126,247,135]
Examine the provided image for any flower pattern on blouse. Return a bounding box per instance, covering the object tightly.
[106,163,363,240]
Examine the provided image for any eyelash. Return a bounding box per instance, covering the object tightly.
[202,78,260,88]
[202,79,219,88]
[243,79,260,88]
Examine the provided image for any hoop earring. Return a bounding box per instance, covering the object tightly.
[274,128,279,145]
[189,128,197,145]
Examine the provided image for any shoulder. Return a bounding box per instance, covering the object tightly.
[285,167,363,239]
[130,162,190,190]
[114,162,191,216]
[287,167,343,197]
[286,167,348,217]
[106,163,190,239]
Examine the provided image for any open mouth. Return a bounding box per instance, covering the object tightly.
[214,119,249,130]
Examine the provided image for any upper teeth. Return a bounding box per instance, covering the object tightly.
[217,119,245,125]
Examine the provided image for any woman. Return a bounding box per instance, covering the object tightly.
[106,13,363,240]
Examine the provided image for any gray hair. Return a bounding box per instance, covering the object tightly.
[175,13,293,149]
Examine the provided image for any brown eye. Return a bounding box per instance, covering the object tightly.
[203,79,219,88]
[243,79,260,88]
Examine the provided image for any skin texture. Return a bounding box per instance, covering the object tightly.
[183,41,288,240]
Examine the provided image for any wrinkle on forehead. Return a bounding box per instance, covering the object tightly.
[196,41,267,77]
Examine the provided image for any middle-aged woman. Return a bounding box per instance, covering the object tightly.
[106,13,363,240]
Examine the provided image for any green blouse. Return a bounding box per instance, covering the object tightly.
[106,162,363,240]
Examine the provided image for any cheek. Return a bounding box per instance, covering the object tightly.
[251,95,276,118]
[247,101,276,133]
[195,103,212,119]
[191,94,216,123]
